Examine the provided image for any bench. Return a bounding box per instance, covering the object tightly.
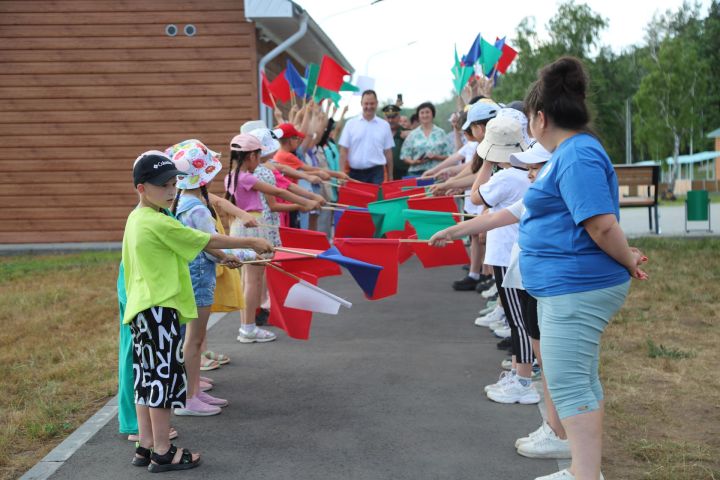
[614,165,660,234]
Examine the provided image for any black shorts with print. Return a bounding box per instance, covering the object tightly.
[130,306,187,409]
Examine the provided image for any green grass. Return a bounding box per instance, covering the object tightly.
[658,192,720,206]
[0,251,120,283]
[646,339,696,359]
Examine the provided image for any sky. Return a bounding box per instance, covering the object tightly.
[295,0,711,116]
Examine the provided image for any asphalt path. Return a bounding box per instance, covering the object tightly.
[48,257,555,480]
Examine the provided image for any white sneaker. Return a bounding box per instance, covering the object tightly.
[486,376,540,404]
[501,359,513,371]
[488,319,506,331]
[517,423,571,458]
[478,300,498,315]
[493,325,511,338]
[484,370,515,393]
[474,305,504,327]
[481,284,498,298]
[515,422,547,448]
[237,326,277,343]
[535,470,604,480]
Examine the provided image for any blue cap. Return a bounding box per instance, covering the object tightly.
[462,102,499,130]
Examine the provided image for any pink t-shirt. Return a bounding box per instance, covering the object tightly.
[225,171,263,212]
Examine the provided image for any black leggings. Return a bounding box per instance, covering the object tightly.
[493,266,534,364]
[518,290,540,340]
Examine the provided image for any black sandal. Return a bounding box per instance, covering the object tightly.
[147,444,201,473]
[131,443,152,467]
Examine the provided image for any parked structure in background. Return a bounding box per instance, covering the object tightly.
[0,0,352,244]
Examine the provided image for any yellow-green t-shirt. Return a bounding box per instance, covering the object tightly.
[122,207,211,325]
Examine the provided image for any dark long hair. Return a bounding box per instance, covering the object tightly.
[170,185,216,219]
[225,149,260,205]
[524,56,591,131]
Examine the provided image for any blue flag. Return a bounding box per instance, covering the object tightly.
[494,36,506,50]
[464,33,482,65]
[317,246,383,297]
[285,59,307,97]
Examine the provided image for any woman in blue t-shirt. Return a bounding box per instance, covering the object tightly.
[520,57,648,480]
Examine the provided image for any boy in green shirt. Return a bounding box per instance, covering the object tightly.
[124,151,273,472]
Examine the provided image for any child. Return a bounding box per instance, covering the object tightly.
[225,134,319,343]
[429,142,573,457]
[467,115,534,404]
[123,151,272,472]
[165,139,243,417]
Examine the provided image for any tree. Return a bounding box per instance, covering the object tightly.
[633,2,711,193]
[633,34,709,193]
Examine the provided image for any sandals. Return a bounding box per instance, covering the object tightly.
[199,356,220,371]
[148,444,201,473]
[132,444,152,467]
[202,350,230,365]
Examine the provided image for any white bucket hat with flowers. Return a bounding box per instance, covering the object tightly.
[165,139,222,190]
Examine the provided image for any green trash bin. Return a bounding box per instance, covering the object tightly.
[685,190,712,232]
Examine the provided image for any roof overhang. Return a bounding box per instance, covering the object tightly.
[244,0,354,74]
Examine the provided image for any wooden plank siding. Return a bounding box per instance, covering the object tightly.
[0,0,280,243]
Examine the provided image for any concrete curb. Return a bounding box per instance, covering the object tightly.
[19,312,229,480]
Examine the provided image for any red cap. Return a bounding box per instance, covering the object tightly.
[277,123,305,139]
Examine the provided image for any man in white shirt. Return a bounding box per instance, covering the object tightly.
[339,90,395,184]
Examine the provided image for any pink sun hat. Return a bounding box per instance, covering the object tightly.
[165,139,222,190]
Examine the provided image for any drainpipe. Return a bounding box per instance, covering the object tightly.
[257,11,309,126]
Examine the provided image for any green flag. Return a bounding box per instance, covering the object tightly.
[402,209,457,240]
[315,86,342,105]
[305,63,319,98]
[367,197,409,235]
[340,81,359,92]
[452,45,474,95]
[479,38,502,76]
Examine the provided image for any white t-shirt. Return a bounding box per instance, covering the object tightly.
[479,167,530,266]
[338,115,394,169]
[459,141,482,215]
[501,199,526,290]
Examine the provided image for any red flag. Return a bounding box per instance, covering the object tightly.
[317,55,349,91]
[407,196,460,213]
[338,186,376,207]
[384,223,416,264]
[496,43,518,74]
[334,238,400,300]
[346,180,381,197]
[383,186,426,200]
[269,69,292,103]
[334,209,377,238]
[267,268,315,340]
[408,234,469,268]
[381,178,417,197]
[278,227,341,277]
[261,71,275,108]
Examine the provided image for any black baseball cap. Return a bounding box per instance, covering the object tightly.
[132,150,185,187]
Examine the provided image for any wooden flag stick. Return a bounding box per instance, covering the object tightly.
[321,205,345,212]
[242,258,274,265]
[274,246,318,258]
[406,192,430,199]
[451,194,472,198]
[397,238,430,243]
[451,212,477,218]
[325,201,351,208]
[266,262,304,282]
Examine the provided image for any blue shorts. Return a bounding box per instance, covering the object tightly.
[189,256,217,308]
[538,281,630,419]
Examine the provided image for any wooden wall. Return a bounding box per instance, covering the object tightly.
[0,0,261,243]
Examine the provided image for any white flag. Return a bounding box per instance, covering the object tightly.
[284,280,352,315]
